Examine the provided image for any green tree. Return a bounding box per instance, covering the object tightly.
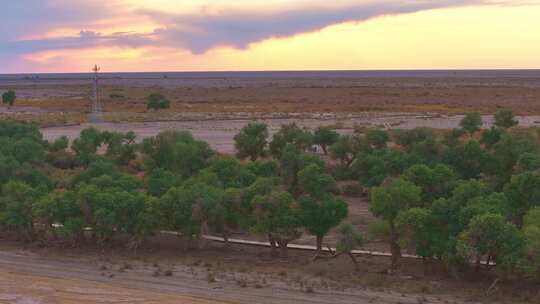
[443,140,492,180]
[269,123,313,158]
[48,136,69,152]
[240,177,277,227]
[480,127,503,148]
[329,135,366,169]
[298,164,347,253]
[492,132,538,186]
[2,90,16,107]
[245,160,279,178]
[71,127,103,165]
[407,136,442,166]
[146,168,178,197]
[504,171,540,225]
[76,179,148,244]
[131,196,162,250]
[298,164,336,198]
[442,128,465,147]
[142,130,214,178]
[217,188,244,245]
[189,183,225,238]
[146,93,170,110]
[396,207,438,273]
[300,195,348,254]
[403,164,456,204]
[0,181,42,241]
[516,152,540,173]
[252,191,303,257]
[71,159,118,187]
[460,112,482,135]
[159,186,200,241]
[0,120,42,142]
[366,129,389,149]
[335,223,363,271]
[209,157,256,189]
[313,127,339,155]
[101,131,137,165]
[394,128,436,151]
[427,180,491,266]
[457,193,507,229]
[354,148,413,187]
[457,213,524,272]
[34,190,84,243]
[370,178,421,269]
[494,109,518,129]
[234,122,269,160]
[522,208,540,278]
[278,145,325,193]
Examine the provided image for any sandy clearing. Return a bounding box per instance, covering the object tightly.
[0,249,466,304]
[39,113,540,154]
[0,271,223,304]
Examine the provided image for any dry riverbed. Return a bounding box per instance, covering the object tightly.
[39,112,540,154]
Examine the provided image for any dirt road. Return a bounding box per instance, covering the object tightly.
[0,249,465,304]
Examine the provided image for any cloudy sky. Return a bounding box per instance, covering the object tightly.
[1,0,540,73]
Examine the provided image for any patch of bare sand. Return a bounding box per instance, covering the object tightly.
[0,247,469,304]
[0,271,223,304]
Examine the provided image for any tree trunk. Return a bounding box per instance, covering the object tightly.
[322,145,328,155]
[390,240,401,270]
[268,234,278,256]
[316,235,324,255]
[49,222,58,241]
[223,232,230,247]
[389,225,401,271]
[200,220,209,236]
[348,252,359,271]
[475,255,481,273]
[277,240,289,258]
[422,257,429,276]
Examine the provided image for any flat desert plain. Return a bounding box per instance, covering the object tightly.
[1,72,539,304]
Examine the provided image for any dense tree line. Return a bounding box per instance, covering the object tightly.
[0,109,539,281]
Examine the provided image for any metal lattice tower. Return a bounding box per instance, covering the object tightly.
[90,65,103,123]
[92,65,100,113]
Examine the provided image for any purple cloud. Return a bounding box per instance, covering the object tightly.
[0,0,529,56]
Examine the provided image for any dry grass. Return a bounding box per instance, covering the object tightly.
[0,112,86,127]
[7,77,540,119]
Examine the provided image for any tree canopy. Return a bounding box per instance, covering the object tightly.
[2,90,16,107]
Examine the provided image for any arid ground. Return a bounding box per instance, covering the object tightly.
[1,73,540,303]
[0,238,503,304]
[1,73,540,126]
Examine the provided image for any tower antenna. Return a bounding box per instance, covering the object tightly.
[91,65,102,122]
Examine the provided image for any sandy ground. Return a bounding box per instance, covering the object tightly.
[3,74,540,119]
[4,75,540,114]
[39,113,540,154]
[0,271,222,304]
[0,247,470,304]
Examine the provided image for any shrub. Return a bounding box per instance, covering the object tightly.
[146,93,170,110]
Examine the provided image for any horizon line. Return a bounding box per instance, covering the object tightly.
[2,67,540,76]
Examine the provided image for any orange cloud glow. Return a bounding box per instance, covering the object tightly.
[3,1,540,72]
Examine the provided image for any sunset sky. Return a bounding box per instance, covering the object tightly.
[2,0,540,73]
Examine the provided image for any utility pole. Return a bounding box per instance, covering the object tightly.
[92,65,100,113]
[90,65,102,123]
